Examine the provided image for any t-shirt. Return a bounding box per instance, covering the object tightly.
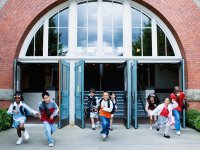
[170,92,185,112]
[160,105,169,117]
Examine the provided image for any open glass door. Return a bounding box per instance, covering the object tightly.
[75,60,85,128]
[131,60,138,129]
[179,59,186,128]
[13,59,21,93]
[58,60,70,128]
[124,61,131,129]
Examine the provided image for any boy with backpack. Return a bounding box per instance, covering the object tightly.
[99,91,113,141]
[39,91,59,147]
[7,91,39,145]
[87,88,100,130]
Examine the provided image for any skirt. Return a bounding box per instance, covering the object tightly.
[12,118,26,128]
[157,116,169,126]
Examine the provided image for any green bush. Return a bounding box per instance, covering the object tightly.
[186,109,200,131]
[0,109,12,132]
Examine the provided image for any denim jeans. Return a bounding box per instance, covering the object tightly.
[172,110,181,132]
[43,121,56,144]
[100,116,110,136]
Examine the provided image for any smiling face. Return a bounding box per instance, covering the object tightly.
[164,98,171,105]
[43,95,50,103]
[14,95,21,104]
[110,93,116,100]
[103,92,109,101]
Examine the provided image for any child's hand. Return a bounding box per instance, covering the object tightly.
[50,115,54,120]
[13,110,19,114]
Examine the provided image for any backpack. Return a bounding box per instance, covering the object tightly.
[13,105,29,117]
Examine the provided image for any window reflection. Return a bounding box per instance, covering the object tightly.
[143,28,152,56]
[48,28,58,56]
[132,28,141,56]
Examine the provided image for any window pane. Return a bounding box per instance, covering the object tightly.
[77,3,87,27]
[59,8,68,27]
[49,13,58,27]
[143,28,152,56]
[157,26,165,56]
[103,2,112,27]
[167,38,175,56]
[58,28,68,56]
[103,27,112,47]
[77,28,87,47]
[142,13,151,27]
[88,27,97,47]
[48,28,58,56]
[88,2,97,27]
[132,8,141,27]
[35,25,43,56]
[114,28,123,48]
[26,38,34,56]
[113,2,123,27]
[132,28,141,56]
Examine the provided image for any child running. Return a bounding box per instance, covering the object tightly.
[99,91,113,141]
[152,98,178,138]
[109,92,117,131]
[7,91,39,145]
[39,91,59,147]
[145,93,160,129]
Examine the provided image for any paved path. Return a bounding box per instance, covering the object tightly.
[0,124,200,150]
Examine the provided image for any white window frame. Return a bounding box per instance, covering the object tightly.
[19,0,182,63]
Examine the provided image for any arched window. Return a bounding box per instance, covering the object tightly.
[131,8,152,56]
[48,8,69,56]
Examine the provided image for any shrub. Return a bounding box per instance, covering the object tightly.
[0,109,12,132]
[186,109,200,131]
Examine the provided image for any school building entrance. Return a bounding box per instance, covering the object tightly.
[14,1,186,129]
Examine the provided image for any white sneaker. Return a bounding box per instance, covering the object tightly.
[92,124,95,130]
[149,126,153,130]
[95,121,100,128]
[176,131,181,136]
[101,134,106,141]
[16,137,23,145]
[23,130,29,140]
[49,143,54,147]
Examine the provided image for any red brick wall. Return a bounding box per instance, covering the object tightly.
[188,101,200,111]
[0,100,11,110]
[0,0,200,93]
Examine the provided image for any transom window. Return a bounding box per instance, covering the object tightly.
[22,0,180,61]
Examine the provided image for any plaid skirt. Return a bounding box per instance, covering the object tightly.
[157,116,169,126]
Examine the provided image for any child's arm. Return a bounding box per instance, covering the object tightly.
[152,104,161,116]
[145,100,149,113]
[23,103,38,116]
[7,103,14,115]
[102,101,113,112]
[51,102,59,117]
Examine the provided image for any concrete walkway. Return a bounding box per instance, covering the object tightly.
[0,124,200,150]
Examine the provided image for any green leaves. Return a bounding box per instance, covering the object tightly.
[0,109,12,132]
[186,109,200,131]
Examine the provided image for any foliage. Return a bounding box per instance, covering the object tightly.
[0,109,12,132]
[186,109,200,131]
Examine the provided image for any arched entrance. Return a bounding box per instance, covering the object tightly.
[15,0,185,129]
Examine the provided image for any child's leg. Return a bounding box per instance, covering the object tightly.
[43,121,54,144]
[50,123,56,135]
[110,114,113,126]
[17,123,25,137]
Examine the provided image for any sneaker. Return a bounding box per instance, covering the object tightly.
[101,134,106,141]
[95,121,100,128]
[149,126,153,130]
[92,124,95,130]
[156,127,160,131]
[16,137,23,145]
[109,127,113,131]
[164,134,170,138]
[176,131,181,136]
[49,143,54,147]
[23,130,29,140]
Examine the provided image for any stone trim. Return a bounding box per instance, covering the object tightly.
[0,89,13,100]
[185,89,200,101]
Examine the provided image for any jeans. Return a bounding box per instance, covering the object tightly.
[100,116,110,136]
[43,121,56,144]
[172,110,181,132]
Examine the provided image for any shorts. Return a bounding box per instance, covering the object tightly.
[90,112,98,118]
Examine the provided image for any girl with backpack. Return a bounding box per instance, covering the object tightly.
[145,93,160,129]
[7,91,39,145]
[109,92,117,131]
[38,91,59,147]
